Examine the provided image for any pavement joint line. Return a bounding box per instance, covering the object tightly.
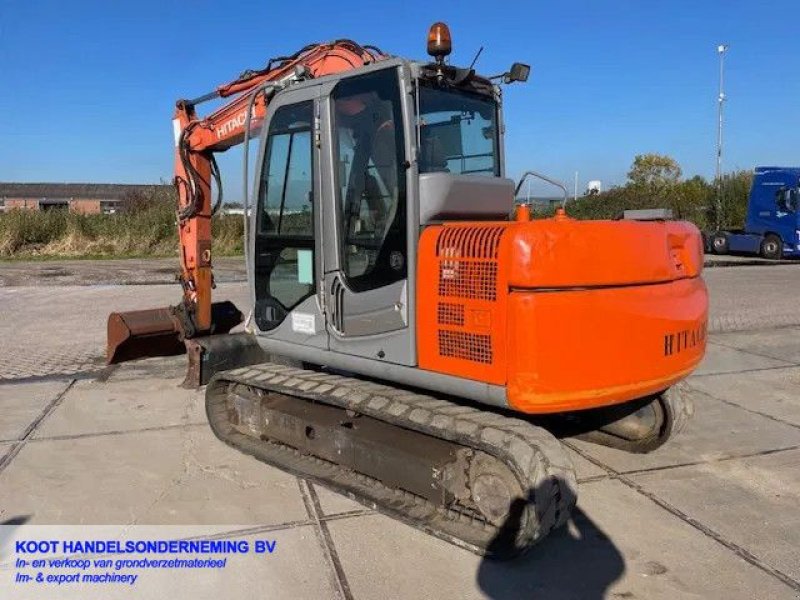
[298,479,354,600]
[94,363,119,383]
[0,379,75,475]
[318,508,375,522]
[710,324,800,337]
[186,520,315,539]
[579,443,800,479]
[24,421,208,444]
[576,474,609,484]
[687,386,800,431]
[564,441,800,593]
[707,339,800,367]
[0,370,101,387]
[691,363,799,379]
[176,509,374,542]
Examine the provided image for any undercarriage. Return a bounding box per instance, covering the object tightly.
[206,361,693,558]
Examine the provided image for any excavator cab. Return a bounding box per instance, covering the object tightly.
[245,61,512,363]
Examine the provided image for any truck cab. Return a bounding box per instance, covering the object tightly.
[712,166,800,259]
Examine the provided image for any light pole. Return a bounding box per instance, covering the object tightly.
[715,44,729,230]
[574,171,578,201]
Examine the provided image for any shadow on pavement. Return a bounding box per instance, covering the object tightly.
[477,503,624,599]
[0,515,32,558]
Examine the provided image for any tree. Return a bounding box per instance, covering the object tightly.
[674,175,713,229]
[627,154,682,188]
[716,170,753,229]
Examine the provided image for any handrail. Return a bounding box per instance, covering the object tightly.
[515,170,569,209]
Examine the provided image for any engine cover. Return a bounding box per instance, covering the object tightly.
[416,214,708,414]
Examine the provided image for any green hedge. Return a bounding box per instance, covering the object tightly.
[562,170,753,230]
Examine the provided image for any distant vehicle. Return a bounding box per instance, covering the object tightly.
[710,166,800,259]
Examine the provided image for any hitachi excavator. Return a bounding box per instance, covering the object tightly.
[107,23,707,557]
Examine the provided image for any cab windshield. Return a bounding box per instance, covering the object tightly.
[417,85,499,176]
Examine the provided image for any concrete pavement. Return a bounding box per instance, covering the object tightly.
[1,266,799,598]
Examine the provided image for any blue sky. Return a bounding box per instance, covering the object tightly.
[1,0,798,197]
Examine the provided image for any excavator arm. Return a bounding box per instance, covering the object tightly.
[107,41,385,363]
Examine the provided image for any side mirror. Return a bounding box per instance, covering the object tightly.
[505,63,530,83]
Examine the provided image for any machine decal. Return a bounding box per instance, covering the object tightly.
[291,312,318,335]
[664,322,706,357]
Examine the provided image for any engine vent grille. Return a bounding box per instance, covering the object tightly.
[437,302,465,326]
[436,226,504,302]
[435,226,504,259]
[438,262,498,301]
[433,225,505,366]
[438,330,493,364]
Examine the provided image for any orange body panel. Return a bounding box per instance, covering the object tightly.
[417,215,708,414]
[505,279,707,413]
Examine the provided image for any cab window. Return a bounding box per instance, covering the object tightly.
[259,103,313,236]
[332,69,407,292]
[418,85,498,176]
[776,187,798,213]
[254,101,315,330]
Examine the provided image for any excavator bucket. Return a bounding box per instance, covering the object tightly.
[106,301,243,364]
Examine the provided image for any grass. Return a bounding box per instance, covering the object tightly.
[0,202,244,260]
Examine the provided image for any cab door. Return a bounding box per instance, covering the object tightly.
[320,66,415,365]
[251,85,328,349]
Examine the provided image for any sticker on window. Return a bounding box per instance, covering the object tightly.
[297,249,313,284]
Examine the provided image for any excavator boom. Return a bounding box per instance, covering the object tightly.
[107,41,386,363]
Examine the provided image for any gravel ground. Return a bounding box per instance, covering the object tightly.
[0,256,247,286]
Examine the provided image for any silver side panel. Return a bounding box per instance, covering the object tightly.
[253,335,508,409]
[419,173,515,224]
[258,295,328,349]
[327,276,407,336]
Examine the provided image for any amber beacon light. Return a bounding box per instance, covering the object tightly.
[427,22,452,63]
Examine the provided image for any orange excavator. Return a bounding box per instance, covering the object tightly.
[107,24,707,557]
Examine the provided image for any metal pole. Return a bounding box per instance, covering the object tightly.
[716,44,728,230]
[574,171,578,201]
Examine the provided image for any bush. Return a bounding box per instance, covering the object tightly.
[563,158,752,232]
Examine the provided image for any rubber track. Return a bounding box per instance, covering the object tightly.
[666,381,694,437]
[206,362,577,558]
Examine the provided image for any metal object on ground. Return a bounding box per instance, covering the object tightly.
[206,362,577,559]
[572,383,694,453]
[183,332,269,388]
[107,301,243,365]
